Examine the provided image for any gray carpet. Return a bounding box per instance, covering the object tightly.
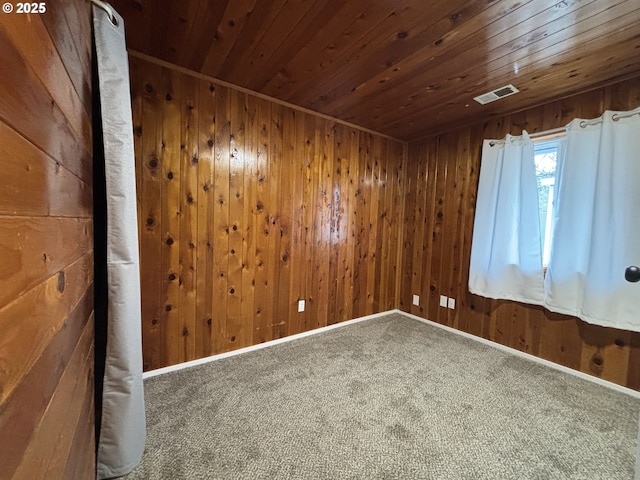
[124,313,640,479]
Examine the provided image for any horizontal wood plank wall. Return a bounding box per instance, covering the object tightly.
[400,76,640,391]
[131,56,406,371]
[0,1,95,479]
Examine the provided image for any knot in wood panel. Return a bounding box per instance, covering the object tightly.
[591,355,603,367]
[57,271,65,293]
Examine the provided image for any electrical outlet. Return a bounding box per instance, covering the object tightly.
[412,294,420,306]
[297,299,305,312]
[439,295,448,307]
[448,297,456,309]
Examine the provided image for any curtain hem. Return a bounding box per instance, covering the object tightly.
[468,287,545,308]
[543,302,638,334]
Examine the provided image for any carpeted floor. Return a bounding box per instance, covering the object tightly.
[124,313,640,479]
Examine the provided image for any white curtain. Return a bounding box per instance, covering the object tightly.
[544,108,640,332]
[94,4,146,478]
[469,132,545,305]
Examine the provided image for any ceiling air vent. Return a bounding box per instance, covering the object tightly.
[473,84,520,105]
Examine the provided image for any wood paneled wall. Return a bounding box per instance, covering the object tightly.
[0,2,95,479]
[130,55,405,371]
[400,76,640,390]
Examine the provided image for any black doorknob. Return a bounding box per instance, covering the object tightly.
[625,266,640,283]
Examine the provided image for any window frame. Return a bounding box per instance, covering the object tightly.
[532,134,564,271]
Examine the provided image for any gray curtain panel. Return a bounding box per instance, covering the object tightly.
[93,4,146,478]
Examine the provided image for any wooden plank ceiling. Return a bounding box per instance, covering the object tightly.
[111,0,640,140]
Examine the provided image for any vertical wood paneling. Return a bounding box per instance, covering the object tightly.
[374,139,388,311]
[265,103,283,336]
[287,110,306,335]
[355,133,372,316]
[327,124,341,326]
[161,68,183,365]
[279,108,295,329]
[253,98,271,344]
[228,89,246,348]
[401,76,640,390]
[299,114,317,333]
[138,60,164,369]
[213,84,231,352]
[399,144,417,313]
[0,2,95,477]
[193,80,215,358]
[132,56,406,370]
[410,142,427,317]
[242,94,258,346]
[195,80,216,358]
[427,137,447,324]
[180,74,199,361]
[344,128,360,322]
[333,125,349,324]
[389,141,406,311]
[422,143,439,319]
[463,126,484,339]
[366,136,381,315]
[316,120,333,327]
[307,118,321,329]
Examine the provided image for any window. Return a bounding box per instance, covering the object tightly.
[533,138,559,267]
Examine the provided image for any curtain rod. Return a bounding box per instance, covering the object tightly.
[86,0,118,26]
[530,127,566,139]
[579,110,640,128]
[489,110,640,146]
[489,126,566,147]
